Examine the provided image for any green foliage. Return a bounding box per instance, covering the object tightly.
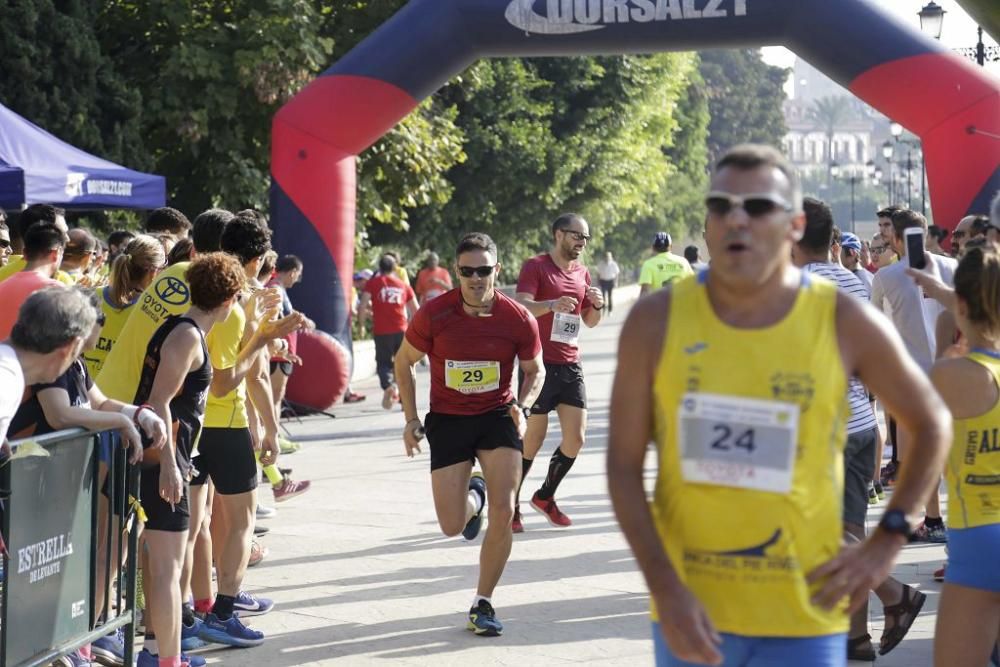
[699,49,789,164]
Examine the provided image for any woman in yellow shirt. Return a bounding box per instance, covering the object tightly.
[930,246,1000,667]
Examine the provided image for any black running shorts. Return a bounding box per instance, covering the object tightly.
[189,427,259,495]
[140,465,190,532]
[425,406,523,472]
[270,360,293,377]
[526,362,587,414]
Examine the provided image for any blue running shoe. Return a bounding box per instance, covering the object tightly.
[467,599,503,637]
[136,649,206,667]
[198,612,265,647]
[462,472,486,541]
[233,590,275,617]
[91,627,125,666]
[181,617,208,651]
[57,649,93,667]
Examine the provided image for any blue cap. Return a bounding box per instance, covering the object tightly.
[840,232,862,252]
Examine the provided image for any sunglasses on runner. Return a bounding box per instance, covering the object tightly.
[457,265,496,278]
[560,229,591,242]
[705,191,794,218]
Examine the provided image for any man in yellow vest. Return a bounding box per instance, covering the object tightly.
[608,144,951,667]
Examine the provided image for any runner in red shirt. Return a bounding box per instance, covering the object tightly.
[414,252,453,305]
[395,232,544,637]
[360,254,417,409]
[514,213,605,531]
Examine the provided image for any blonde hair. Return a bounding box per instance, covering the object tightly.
[108,234,165,307]
[955,246,1000,340]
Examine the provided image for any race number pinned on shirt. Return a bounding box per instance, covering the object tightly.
[445,360,500,394]
[551,311,581,346]
[677,392,799,494]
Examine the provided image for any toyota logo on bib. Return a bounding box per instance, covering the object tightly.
[155,276,190,306]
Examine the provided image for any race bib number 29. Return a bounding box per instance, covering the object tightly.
[677,393,799,494]
[445,360,500,394]
[551,311,581,346]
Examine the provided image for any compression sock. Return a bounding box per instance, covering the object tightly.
[516,457,534,505]
[925,516,944,528]
[262,463,283,487]
[212,593,236,621]
[536,447,576,500]
[181,602,196,626]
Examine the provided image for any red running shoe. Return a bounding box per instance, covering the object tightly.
[344,391,366,404]
[511,506,524,534]
[530,491,572,527]
[933,564,946,582]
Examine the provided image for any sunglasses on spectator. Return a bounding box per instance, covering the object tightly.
[457,265,496,278]
[560,229,591,242]
[705,192,794,217]
[871,245,888,254]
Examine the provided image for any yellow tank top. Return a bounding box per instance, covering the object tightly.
[97,262,191,402]
[83,287,139,376]
[651,272,849,637]
[947,350,1000,529]
[204,302,249,429]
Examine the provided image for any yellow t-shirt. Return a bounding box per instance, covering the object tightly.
[639,252,693,289]
[0,255,72,285]
[947,351,1000,529]
[204,302,249,429]
[97,262,192,402]
[650,271,848,636]
[83,287,139,377]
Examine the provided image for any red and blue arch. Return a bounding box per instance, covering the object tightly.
[272,0,1000,407]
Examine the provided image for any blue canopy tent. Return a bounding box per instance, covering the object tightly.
[0,102,165,210]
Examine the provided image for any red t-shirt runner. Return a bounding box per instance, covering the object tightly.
[405,289,541,415]
[516,254,592,364]
[363,273,416,335]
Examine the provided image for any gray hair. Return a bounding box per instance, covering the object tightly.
[10,287,97,354]
[991,190,1000,227]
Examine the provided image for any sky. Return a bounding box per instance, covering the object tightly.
[761,0,1000,85]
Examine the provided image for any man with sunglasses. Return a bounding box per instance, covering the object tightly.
[639,232,694,296]
[609,144,951,667]
[514,213,604,532]
[394,232,544,637]
[0,215,11,267]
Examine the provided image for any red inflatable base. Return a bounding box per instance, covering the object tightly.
[285,330,351,411]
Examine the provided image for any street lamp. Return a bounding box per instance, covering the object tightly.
[918,2,945,40]
[919,1,999,66]
[890,121,926,214]
[881,140,894,204]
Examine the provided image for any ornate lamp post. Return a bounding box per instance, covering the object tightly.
[919,2,999,66]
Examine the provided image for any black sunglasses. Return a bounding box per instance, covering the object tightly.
[457,265,495,278]
[705,191,794,218]
[0,239,10,249]
[560,230,591,242]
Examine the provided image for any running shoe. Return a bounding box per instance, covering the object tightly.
[880,461,898,487]
[256,504,277,519]
[912,521,947,544]
[344,391,366,403]
[136,648,206,667]
[91,627,125,666]
[248,539,268,567]
[198,613,265,647]
[867,482,878,505]
[381,386,396,410]
[874,480,885,500]
[253,524,270,536]
[181,617,208,651]
[467,599,503,637]
[273,477,311,502]
[233,590,275,617]
[462,472,487,541]
[530,491,572,527]
[511,506,524,534]
[57,649,93,667]
[278,435,300,454]
[933,564,946,582]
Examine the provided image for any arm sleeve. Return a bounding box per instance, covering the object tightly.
[404,305,432,354]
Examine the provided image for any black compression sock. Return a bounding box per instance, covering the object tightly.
[536,447,576,501]
[516,457,533,506]
[212,593,236,620]
[924,516,944,528]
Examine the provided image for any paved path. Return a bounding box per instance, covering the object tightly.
[202,285,944,666]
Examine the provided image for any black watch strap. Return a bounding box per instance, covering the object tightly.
[518,403,532,419]
[878,509,913,539]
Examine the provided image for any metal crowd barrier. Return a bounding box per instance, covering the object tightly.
[0,429,140,666]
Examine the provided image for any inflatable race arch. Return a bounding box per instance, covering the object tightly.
[273,0,1000,408]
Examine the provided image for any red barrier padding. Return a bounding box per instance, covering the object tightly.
[285,329,351,411]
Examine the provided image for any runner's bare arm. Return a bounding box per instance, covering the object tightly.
[516,292,578,316]
[245,350,280,466]
[608,291,723,666]
[810,293,951,611]
[394,338,426,457]
[516,353,545,409]
[211,311,302,397]
[582,286,604,327]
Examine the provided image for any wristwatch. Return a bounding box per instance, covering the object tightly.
[878,509,914,540]
[517,403,532,420]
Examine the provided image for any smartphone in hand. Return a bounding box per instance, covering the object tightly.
[905,227,927,270]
